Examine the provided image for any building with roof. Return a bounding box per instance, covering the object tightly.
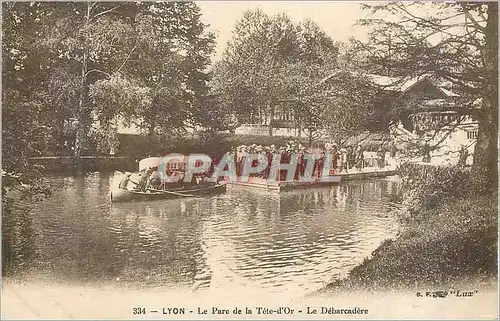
[234,99,318,137]
[366,73,478,165]
[234,72,478,164]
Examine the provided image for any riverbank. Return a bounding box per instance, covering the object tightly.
[27,155,138,173]
[320,165,498,293]
[27,132,395,174]
[25,134,311,173]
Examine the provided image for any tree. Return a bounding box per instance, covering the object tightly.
[44,2,139,160]
[318,71,380,145]
[3,2,216,161]
[211,10,339,137]
[89,74,149,153]
[214,10,300,136]
[4,2,141,161]
[354,2,498,187]
[114,2,215,142]
[3,4,45,167]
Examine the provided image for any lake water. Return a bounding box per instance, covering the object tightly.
[3,173,401,296]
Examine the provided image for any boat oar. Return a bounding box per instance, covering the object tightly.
[147,188,196,198]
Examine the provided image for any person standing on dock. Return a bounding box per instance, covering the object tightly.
[377,146,385,169]
[325,141,335,174]
[296,144,306,179]
[331,143,339,171]
[236,145,248,176]
[339,148,348,172]
[355,144,364,171]
[347,146,355,170]
[316,150,326,179]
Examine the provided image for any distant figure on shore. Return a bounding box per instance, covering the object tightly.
[377,146,385,168]
[347,146,355,169]
[422,143,431,163]
[355,144,364,171]
[339,148,348,172]
[389,141,398,167]
[458,145,468,167]
[331,143,339,170]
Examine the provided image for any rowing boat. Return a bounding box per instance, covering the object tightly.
[110,171,226,203]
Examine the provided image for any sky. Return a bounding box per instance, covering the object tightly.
[196,2,371,61]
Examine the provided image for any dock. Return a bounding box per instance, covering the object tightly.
[336,166,398,181]
[226,166,398,191]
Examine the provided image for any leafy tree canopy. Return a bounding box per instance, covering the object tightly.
[3,2,216,162]
[351,2,497,186]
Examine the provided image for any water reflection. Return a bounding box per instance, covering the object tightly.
[2,201,37,277]
[3,173,400,295]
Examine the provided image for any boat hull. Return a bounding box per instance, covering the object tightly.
[110,172,226,203]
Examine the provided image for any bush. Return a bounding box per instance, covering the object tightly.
[397,162,471,221]
[322,162,497,293]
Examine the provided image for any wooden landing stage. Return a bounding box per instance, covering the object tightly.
[336,167,398,181]
[226,167,398,192]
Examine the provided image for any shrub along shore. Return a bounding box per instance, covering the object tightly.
[320,163,498,293]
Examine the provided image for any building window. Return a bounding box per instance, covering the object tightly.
[467,130,478,140]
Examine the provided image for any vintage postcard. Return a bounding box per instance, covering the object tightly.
[2,1,498,319]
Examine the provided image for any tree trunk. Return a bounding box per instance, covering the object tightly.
[148,119,155,142]
[472,2,498,189]
[75,55,87,162]
[74,3,92,170]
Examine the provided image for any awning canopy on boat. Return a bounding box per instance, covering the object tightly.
[138,157,161,171]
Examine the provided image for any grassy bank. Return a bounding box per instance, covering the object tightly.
[322,164,498,292]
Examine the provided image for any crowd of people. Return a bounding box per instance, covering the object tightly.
[125,160,218,191]
[123,140,401,190]
[122,139,472,190]
[230,140,396,181]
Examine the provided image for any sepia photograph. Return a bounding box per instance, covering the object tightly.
[1,1,498,319]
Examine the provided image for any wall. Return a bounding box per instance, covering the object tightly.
[429,124,477,165]
[390,122,478,166]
